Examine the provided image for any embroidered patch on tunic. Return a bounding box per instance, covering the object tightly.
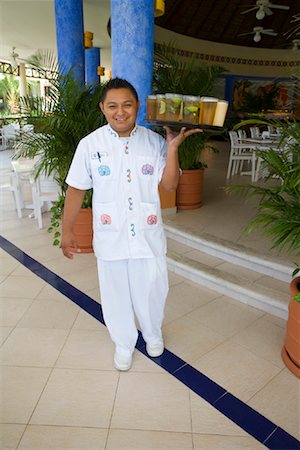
[141,164,154,175]
[98,165,111,176]
[100,214,111,225]
[130,223,136,237]
[147,215,157,225]
[127,169,132,183]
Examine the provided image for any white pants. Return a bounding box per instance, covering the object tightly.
[97,256,169,357]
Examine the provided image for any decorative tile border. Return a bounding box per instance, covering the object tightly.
[154,43,300,67]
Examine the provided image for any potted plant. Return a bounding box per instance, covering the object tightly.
[153,42,225,209]
[15,51,107,251]
[225,118,300,377]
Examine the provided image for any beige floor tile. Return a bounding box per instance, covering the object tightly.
[26,245,63,263]
[55,328,114,370]
[16,297,79,329]
[73,309,103,330]
[63,266,99,292]
[163,315,225,363]
[0,327,69,367]
[11,234,54,252]
[263,312,287,329]
[131,350,165,373]
[10,265,37,277]
[0,298,33,327]
[166,280,219,316]
[0,276,45,299]
[255,275,290,294]
[229,315,286,368]
[215,262,263,282]
[0,256,19,275]
[167,238,191,255]
[0,423,26,449]
[85,287,101,302]
[193,434,265,449]
[36,283,71,301]
[248,368,300,439]
[44,253,96,276]
[1,366,51,423]
[18,425,108,449]
[190,392,247,436]
[184,249,224,267]
[194,340,282,402]
[111,372,191,432]
[30,368,118,428]
[186,296,263,338]
[168,271,185,287]
[0,326,13,345]
[106,428,193,449]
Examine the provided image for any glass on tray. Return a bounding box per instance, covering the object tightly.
[199,97,218,125]
[183,95,200,124]
[146,95,157,120]
[165,93,183,121]
[156,94,166,121]
[212,100,229,127]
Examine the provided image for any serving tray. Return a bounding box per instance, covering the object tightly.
[145,119,224,133]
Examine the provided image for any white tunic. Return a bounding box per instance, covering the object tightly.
[66,124,167,260]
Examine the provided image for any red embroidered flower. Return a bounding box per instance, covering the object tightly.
[100,214,111,225]
[147,215,157,225]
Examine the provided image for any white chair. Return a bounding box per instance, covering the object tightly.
[22,124,34,133]
[0,171,23,218]
[30,172,60,229]
[249,127,261,139]
[226,131,257,180]
[2,125,17,149]
[237,129,247,140]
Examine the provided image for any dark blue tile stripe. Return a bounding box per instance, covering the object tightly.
[1,235,299,450]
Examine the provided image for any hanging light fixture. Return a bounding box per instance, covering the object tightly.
[155,0,165,17]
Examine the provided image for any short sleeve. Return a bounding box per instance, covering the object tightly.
[66,140,93,190]
[157,135,167,182]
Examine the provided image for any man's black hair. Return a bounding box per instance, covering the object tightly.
[101,78,139,102]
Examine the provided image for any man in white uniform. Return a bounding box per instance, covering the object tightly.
[62,78,200,371]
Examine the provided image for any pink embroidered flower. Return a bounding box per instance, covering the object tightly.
[147,215,157,225]
[100,214,111,225]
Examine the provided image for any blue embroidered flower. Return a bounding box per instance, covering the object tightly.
[98,165,111,176]
[141,164,154,175]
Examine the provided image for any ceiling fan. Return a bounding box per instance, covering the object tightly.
[241,0,290,20]
[239,26,278,42]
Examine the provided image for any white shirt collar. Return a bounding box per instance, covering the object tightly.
[107,123,138,139]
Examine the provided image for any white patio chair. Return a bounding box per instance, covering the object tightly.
[2,125,17,149]
[0,171,23,218]
[249,127,261,139]
[226,131,257,180]
[30,172,60,229]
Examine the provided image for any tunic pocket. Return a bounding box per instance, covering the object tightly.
[94,202,119,232]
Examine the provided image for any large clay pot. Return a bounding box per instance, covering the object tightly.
[281,276,300,378]
[73,208,93,253]
[176,169,204,210]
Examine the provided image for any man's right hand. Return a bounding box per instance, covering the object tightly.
[61,232,81,259]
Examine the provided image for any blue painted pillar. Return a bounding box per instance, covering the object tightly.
[111,0,154,125]
[224,75,234,113]
[54,0,85,85]
[85,47,101,85]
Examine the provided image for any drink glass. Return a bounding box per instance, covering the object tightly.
[212,100,229,127]
[199,97,218,125]
[183,95,200,124]
[165,93,183,121]
[146,95,157,120]
[156,94,166,121]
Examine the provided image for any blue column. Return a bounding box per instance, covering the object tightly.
[54,0,85,85]
[111,0,154,125]
[85,47,101,85]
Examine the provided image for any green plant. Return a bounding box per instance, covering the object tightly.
[15,51,107,244]
[225,118,300,299]
[178,133,217,170]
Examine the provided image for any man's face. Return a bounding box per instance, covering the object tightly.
[100,88,140,137]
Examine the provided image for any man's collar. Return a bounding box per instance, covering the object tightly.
[107,124,138,138]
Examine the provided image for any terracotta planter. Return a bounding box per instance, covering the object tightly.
[73,208,94,253]
[281,276,300,378]
[176,169,204,210]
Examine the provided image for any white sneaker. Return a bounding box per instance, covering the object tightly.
[114,352,132,371]
[146,340,164,357]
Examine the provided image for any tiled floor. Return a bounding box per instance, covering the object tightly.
[0,143,299,449]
